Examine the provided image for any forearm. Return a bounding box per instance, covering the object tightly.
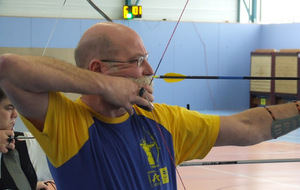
[0,53,106,94]
[264,101,300,138]
[0,54,108,124]
[0,53,153,119]
[218,101,300,146]
[245,101,299,141]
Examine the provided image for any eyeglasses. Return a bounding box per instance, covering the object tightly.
[101,54,149,67]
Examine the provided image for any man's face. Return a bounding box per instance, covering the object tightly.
[0,98,18,130]
[100,31,154,80]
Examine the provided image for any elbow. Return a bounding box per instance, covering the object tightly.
[0,53,17,80]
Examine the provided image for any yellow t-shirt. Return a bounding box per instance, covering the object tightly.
[20,92,220,189]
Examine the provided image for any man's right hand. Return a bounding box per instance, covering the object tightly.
[102,76,155,115]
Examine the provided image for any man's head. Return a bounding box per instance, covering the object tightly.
[0,88,18,130]
[74,22,154,86]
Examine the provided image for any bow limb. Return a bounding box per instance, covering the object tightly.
[86,0,113,22]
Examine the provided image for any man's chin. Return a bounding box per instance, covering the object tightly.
[129,76,154,87]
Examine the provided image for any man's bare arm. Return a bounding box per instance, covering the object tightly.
[216,102,299,146]
[0,54,153,130]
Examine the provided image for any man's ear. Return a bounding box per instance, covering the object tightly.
[88,59,103,73]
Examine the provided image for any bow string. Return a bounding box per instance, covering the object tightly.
[42,0,67,56]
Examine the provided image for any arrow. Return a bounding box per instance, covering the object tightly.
[179,158,300,166]
[153,73,300,83]
[7,136,35,143]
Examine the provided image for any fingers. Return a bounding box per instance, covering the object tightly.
[36,181,50,190]
[136,87,154,112]
[143,85,153,95]
[0,146,9,153]
[6,136,15,151]
[102,76,154,115]
[143,86,154,102]
[0,130,15,153]
[124,103,134,115]
[6,140,15,151]
[0,139,15,153]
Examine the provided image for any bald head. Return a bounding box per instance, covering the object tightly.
[74,22,142,69]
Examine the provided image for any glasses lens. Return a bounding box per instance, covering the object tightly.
[134,54,149,67]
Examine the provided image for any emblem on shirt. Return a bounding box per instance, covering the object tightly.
[140,128,169,187]
[140,137,159,168]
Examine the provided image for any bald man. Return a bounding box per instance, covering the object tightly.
[1,22,299,189]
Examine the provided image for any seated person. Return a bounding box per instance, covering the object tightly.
[0,88,55,190]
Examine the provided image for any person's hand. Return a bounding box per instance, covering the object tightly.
[103,76,154,115]
[141,85,154,102]
[36,180,56,190]
[136,85,155,111]
[36,181,49,190]
[0,130,15,153]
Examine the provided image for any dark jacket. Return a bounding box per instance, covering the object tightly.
[0,131,37,190]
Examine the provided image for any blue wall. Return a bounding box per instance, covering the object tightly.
[260,23,300,49]
[1,17,299,111]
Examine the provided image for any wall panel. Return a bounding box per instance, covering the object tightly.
[0,16,261,111]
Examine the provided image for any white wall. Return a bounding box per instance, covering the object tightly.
[0,0,238,22]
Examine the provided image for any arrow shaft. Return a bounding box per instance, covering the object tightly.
[179,158,300,166]
[156,75,300,80]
